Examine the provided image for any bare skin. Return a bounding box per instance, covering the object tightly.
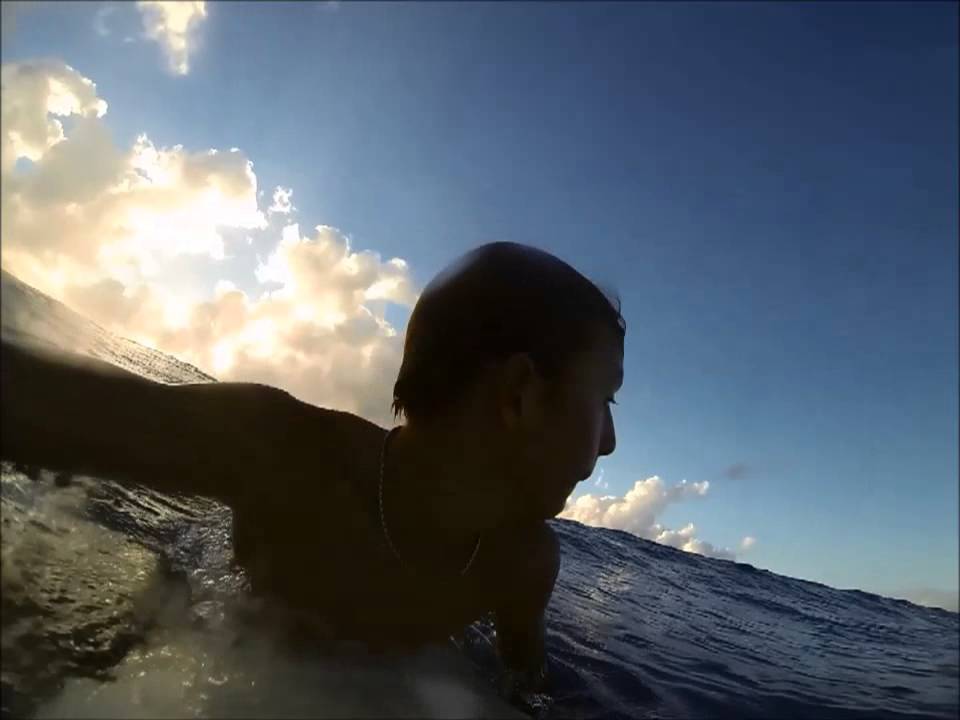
[1,329,621,690]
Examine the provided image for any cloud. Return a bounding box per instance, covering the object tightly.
[148,222,415,422]
[93,5,116,37]
[268,186,294,215]
[136,1,207,75]
[653,523,736,562]
[2,59,258,289]
[739,536,756,552]
[1,61,108,175]
[592,466,609,491]
[2,121,266,294]
[560,476,743,561]
[1,59,417,426]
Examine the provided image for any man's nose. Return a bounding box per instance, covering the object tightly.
[599,411,616,457]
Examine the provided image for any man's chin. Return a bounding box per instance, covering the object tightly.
[548,494,573,519]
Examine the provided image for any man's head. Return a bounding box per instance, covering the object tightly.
[392,242,625,522]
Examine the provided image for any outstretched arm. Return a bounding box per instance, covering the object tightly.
[1,338,300,506]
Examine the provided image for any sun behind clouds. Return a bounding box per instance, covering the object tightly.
[0,59,416,427]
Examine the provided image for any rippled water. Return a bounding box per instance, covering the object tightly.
[547,524,958,720]
[2,463,957,720]
[2,270,958,719]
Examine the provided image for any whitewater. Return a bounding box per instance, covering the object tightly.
[2,270,957,719]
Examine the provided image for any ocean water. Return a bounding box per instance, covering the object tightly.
[2,271,958,719]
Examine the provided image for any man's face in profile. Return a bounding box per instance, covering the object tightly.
[515,326,623,521]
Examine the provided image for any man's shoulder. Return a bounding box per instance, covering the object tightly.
[238,399,385,521]
[268,396,385,466]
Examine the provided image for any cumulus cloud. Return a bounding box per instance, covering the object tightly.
[560,476,743,561]
[268,186,294,215]
[140,222,416,422]
[1,59,254,285]
[0,61,108,174]
[653,523,736,561]
[1,59,417,426]
[136,1,207,75]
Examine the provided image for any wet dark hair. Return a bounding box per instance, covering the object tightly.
[392,242,625,423]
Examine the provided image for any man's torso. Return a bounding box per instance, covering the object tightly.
[229,410,527,649]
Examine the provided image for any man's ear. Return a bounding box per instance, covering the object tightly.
[498,353,545,431]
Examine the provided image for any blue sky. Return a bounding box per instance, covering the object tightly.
[2,1,956,608]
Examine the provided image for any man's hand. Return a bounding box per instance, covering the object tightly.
[497,620,550,699]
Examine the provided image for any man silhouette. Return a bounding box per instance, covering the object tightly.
[1,241,625,698]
